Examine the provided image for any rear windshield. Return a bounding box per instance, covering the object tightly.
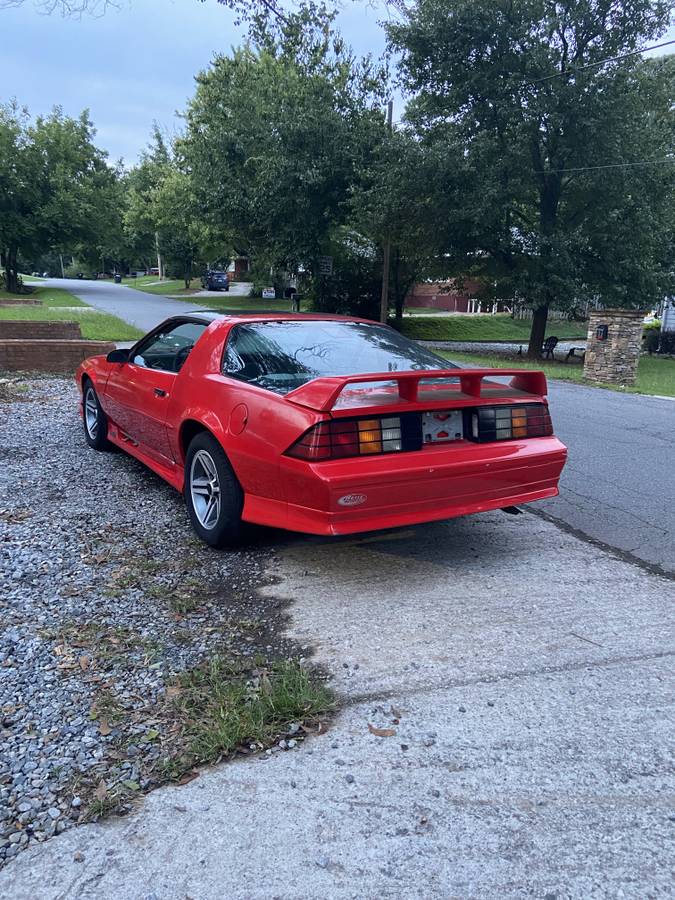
[222,320,456,394]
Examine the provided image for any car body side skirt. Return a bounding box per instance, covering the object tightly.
[106,425,184,493]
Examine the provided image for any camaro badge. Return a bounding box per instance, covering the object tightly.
[338,494,367,507]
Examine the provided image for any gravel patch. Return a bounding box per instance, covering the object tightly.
[0,376,305,867]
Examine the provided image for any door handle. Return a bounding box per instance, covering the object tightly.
[154,388,167,397]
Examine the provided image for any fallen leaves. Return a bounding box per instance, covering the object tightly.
[368,723,397,738]
[79,655,90,671]
[94,780,107,802]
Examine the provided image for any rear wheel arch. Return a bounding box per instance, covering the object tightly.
[179,419,231,465]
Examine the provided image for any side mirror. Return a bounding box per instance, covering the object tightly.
[106,348,129,364]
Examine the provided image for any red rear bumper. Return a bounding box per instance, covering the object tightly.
[243,437,567,536]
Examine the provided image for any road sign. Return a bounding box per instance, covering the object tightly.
[318,256,333,276]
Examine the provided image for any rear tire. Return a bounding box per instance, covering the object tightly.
[82,381,111,451]
[184,432,243,548]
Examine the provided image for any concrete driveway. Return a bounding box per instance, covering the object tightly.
[2,510,673,899]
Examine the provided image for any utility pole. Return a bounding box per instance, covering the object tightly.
[155,231,164,280]
[379,100,394,324]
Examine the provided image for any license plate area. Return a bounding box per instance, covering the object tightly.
[422,410,464,443]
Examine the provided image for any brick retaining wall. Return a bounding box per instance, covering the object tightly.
[0,320,82,339]
[0,340,115,373]
[0,298,40,307]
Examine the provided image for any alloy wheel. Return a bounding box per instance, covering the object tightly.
[190,449,221,530]
[84,388,98,440]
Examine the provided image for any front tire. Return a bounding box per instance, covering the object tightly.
[184,432,243,548]
[82,381,111,451]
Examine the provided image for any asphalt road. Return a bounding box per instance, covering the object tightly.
[47,278,675,574]
[540,380,675,574]
[40,277,251,333]
[3,511,673,898]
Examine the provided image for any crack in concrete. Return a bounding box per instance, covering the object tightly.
[344,648,675,707]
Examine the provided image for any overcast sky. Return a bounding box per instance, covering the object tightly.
[1,1,673,167]
[0,0,389,165]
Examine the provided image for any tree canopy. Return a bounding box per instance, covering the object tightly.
[0,103,118,291]
[387,0,675,353]
[181,19,389,311]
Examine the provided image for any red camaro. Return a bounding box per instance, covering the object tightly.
[76,313,567,547]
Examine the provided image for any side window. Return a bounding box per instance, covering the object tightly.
[133,322,207,373]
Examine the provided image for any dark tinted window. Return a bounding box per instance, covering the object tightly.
[222,321,456,394]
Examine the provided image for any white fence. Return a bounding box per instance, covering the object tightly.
[662,299,675,333]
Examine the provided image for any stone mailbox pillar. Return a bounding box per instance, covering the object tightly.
[583,309,644,386]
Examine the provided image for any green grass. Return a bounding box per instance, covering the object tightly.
[202,294,309,312]
[398,313,587,342]
[0,285,87,307]
[0,285,142,341]
[129,276,200,296]
[170,658,334,767]
[437,349,675,397]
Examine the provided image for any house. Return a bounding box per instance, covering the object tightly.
[405,278,490,313]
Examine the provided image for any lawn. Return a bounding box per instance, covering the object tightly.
[202,295,309,312]
[130,276,201,295]
[0,286,142,341]
[436,349,675,398]
[398,313,587,342]
[1,286,88,308]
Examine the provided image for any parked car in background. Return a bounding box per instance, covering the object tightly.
[201,270,229,291]
[75,313,567,549]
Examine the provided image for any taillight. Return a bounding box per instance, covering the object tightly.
[287,416,403,461]
[471,404,552,442]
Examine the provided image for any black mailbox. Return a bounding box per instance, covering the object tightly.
[596,324,609,341]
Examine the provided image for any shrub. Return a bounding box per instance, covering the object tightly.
[644,327,675,355]
[658,331,675,355]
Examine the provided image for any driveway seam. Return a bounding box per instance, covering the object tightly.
[342,648,675,707]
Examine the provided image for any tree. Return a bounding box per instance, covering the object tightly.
[125,129,227,286]
[349,129,457,319]
[181,10,388,310]
[0,1,115,13]
[124,127,173,274]
[0,103,117,292]
[387,1,675,355]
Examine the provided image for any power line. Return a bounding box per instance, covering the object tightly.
[537,156,675,174]
[528,38,675,85]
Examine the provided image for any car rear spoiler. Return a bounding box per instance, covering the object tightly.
[285,369,548,413]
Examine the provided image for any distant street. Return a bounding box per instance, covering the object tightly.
[40,277,251,333]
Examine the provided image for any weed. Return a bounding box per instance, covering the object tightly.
[173,658,334,764]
